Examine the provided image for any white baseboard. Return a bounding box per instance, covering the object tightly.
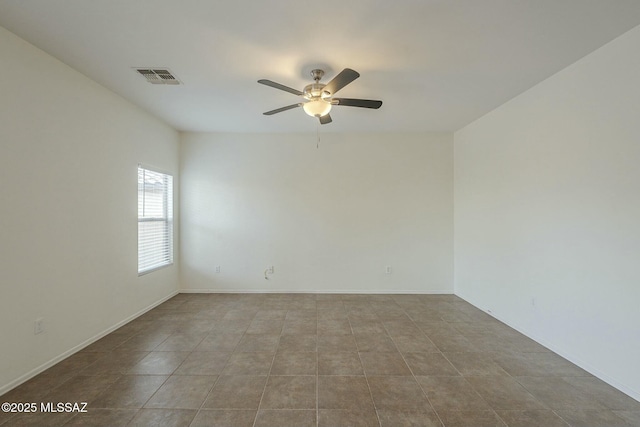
[454,292,640,403]
[180,288,453,294]
[0,290,179,397]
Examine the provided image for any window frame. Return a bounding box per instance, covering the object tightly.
[137,164,174,275]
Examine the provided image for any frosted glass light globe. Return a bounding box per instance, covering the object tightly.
[303,99,332,117]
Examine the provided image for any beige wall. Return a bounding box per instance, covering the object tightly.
[0,26,180,393]
[454,25,640,400]
[180,132,453,294]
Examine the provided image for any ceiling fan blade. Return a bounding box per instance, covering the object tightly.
[333,98,383,109]
[323,68,360,96]
[263,103,302,115]
[258,79,303,96]
[319,114,332,125]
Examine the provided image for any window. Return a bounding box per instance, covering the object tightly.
[138,165,173,274]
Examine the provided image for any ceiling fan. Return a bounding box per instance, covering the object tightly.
[258,68,382,124]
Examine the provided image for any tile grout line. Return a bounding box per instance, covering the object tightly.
[408,301,508,425]
[347,306,383,427]
[167,307,230,426]
[251,303,282,427]
[510,375,577,427]
[435,350,507,426]
[443,307,519,426]
[193,304,253,426]
[384,300,446,427]
[434,303,560,426]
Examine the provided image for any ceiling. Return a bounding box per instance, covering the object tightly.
[1,1,640,133]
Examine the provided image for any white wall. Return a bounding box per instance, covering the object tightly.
[454,26,640,400]
[0,26,180,394]
[180,132,453,293]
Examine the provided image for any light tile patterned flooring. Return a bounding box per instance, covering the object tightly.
[1,293,639,426]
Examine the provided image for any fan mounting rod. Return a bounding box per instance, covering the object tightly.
[303,69,330,101]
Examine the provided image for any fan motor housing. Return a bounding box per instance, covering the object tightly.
[303,83,330,100]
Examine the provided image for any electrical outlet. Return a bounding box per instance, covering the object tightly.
[34,318,45,335]
[267,266,274,274]
[385,266,392,274]
[215,266,221,273]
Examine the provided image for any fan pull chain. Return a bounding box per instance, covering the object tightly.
[316,123,320,149]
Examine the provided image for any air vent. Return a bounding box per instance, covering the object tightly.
[135,68,180,85]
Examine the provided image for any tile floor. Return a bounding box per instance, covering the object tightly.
[1,293,639,426]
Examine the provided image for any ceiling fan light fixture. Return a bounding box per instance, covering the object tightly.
[259,67,381,124]
[303,99,332,117]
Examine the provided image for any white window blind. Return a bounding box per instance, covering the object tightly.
[138,165,173,274]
